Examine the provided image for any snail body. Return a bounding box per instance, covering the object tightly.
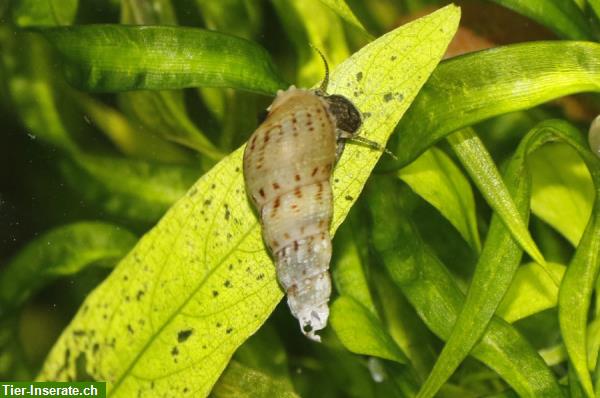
[243,83,361,341]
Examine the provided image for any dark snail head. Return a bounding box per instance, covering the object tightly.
[321,94,362,134]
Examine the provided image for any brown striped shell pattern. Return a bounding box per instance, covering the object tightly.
[243,70,362,342]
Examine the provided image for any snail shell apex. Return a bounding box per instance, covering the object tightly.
[243,85,360,341]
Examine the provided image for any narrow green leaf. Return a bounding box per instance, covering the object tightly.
[233,324,292,387]
[332,215,377,315]
[587,319,600,371]
[11,0,78,27]
[212,361,299,398]
[589,0,600,22]
[416,127,537,398]
[550,126,600,396]
[60,154,199,223]
[38,6,460,396]
[497,262,566,323]
[77,93,194,164]
[366,177,563,397]
[195,0,263,40]
[386,41,600,169]
[1,30,78,152]
[121,0,176,25]
[372,270,437,379]
[330,296,408,363]
[419,120,600,398]
[117,90,225,160]
[118,0,224,161]
[316,0,372,37]
[398,147,481,252]
[447,128,546,266]
[1,29,200,223]
[489,0,592,40]
[38,25,287,94]
[529,144,594,246]
[0,222,136,315]
[272,0,350,87]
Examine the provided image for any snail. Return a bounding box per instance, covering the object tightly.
[242,50,372,341]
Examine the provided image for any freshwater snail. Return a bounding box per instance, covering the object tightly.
[242,50,369,341]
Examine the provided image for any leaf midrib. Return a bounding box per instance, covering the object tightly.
[108,218,260,396]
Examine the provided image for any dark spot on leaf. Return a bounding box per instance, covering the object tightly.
[123,275,128,281]
[75,353,94,381]
[92,343,99,353]
[211,183,216,189]
[127,324,134,334]
[177,329,193,343]
[203,199,212,206]
[136,290,145,301]
[212,290,219,297]
[171,346,179,356]
[363,112,371,119]
[345,195,354,201]
[226,327,233,334]
[356,72,363,81]
[73,330,86,337]
[235,167,240,173]
[224,204,231,220]
[256,273,265,280]
[224,280,232,288]
[391,55,397,61]
[303,323,313,333]
[216,322,221,328]
[383,93,393,102]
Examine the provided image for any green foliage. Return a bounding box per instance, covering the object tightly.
[2,0,600,397]
[38,25,287,94]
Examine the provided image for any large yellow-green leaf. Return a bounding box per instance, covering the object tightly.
[38,5,460,396]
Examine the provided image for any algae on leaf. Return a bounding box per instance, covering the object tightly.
[38,5,460,397]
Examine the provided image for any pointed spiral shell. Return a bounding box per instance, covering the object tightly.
[243,87,339,341]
